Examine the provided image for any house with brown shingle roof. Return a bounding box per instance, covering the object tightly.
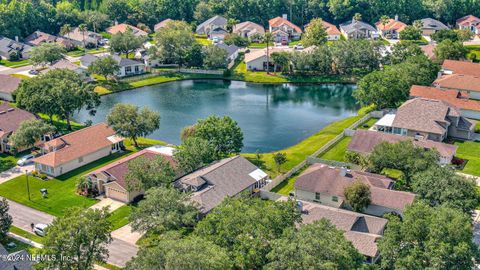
[85,145,176,202]
[348,129,458,165]
[232,21,265,41]
[175,155,268,213]
[294,164,415,217]
[299,200,387,263]
[34,123,124,177]
[25,31,75,50]
[106,23,148,37]
[434,75,480,100]
[456,15,480,34]
[154,19,173,32]
[0,103,36,153]
[244,47,293,71]
[269,15,302,42]
[375,16,407,39]
[0,75,21,102]
[410,85,480,119]
[372,98,475,141]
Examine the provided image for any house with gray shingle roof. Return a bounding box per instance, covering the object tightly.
[0,36,32,60]
[420,18,449,35]
[372,98,475,141]
[0,243,33,270]
[196,15,228,38]
[175,155,269,213]
[0,75,21,102]
[215,43,239,65]
[0,103,37,153]
[79,53,145,77]
[339,19,378,40]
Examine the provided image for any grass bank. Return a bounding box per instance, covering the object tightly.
[455,140,480,176]
[0,59,30,68]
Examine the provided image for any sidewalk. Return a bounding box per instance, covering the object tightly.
[0,165,34,184]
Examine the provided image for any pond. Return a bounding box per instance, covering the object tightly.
[74,80,359,152]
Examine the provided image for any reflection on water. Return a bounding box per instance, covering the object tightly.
[74,80,359,152]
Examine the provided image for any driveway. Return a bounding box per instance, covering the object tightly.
[5,198,138,267]
[0,165,34,184]
[111,224,142,244]
[0,65,32,75]
[90,198,124,213]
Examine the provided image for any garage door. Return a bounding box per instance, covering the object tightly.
[107,187,128,202]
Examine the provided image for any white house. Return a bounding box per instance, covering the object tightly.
[80,54,145,77]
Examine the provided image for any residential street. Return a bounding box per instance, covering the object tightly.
[4,198,138,267]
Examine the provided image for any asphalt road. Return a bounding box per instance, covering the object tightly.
[4,198,137,267]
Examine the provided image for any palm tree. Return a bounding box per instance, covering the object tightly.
[78,23,88,51]
[413,20,423,29]
[380,15,390,29]
[60,24,72,39]
[76,176,93,195]
[263,32,273,74]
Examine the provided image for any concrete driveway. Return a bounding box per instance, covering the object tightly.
[90,198,124,213]
[0,65,32,75]
[111,224,143,244]
[0,164,34,184]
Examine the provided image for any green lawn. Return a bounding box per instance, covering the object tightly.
[0,59,30,68]
[10,74,30,79]
[0,152,131,217]
[9,226,45,244]
[356,118,378,130]
[0,153,18,172]
[195,36,212,46]
[107,204,135,231]
[455,140,480,176]
[319,137,352,162]
[248,42,273,48]
[2,236,38,254]
[243,115,362,177]
[271,167,308,195]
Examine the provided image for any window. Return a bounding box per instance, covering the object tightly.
[125,66,132,73]
[332,196,338,202]
[135,66,139,73]
[314,192,320,202]
[78,157,84,163]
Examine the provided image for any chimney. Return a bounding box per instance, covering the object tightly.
[114,20,118,26]
[394,15,399,21]
[282,14,288,20]
[14,36,19,42]
[437,71,443,79]
[339,167,348,177]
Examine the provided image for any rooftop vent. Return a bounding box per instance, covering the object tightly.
[0,111,6,114]
[7,108,14,112]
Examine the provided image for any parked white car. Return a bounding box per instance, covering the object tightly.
[33,223,48,237]
[16,154,35,166]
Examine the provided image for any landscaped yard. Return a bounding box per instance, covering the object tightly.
[195,36,211,46]
[455,140,480,176]
[0,59,30,68]
[0,152,130,217]
[0,153,18,172]
[318,136,352,162]
[356,118,378,130]
[271,167,308,195]
[9,226,45,244]
[107,204,136,231]
[243,115,362,178]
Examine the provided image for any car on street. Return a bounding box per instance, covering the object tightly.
[28,69,39,75]
[16,154,35,166]
[33,223,48,237]
[294,44,304,50]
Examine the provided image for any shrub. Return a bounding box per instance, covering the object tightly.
[9,52,19,61]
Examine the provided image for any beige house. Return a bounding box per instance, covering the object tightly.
[348,129,458,165]
[0,103,36,153]
[34,123,123,177]
[375,16,406,39]
[269,15,302,42]
[244,47,292,71]
[85,145,176,202]
[106,23,148,37]
[372,98,475,141]
[232,21,265,40]
[294,164,415,217]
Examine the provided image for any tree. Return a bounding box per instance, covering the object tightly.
[79,10,109,33]
[194,197,301,269]
[378,202,479,270]
[109,28,144,59]
[8,119,55,151]
[152,20,197,66]
[78,23,88,49]
[412,166,479,213]
[399,25,422,40]
[224,34,249,47]
[434,39,467,62]
[263,32,273,74]
[0,199,12,241]
[226,18,240,32]
[302,18,328,47]
[431,29,461,43]
[380,15,390,30]
[352,13,362,21]
[188,115,244,158]
[271,51,290,73]
[194,1,214,23]
[457,29,474,42]
[126,237,232,270]
[60,24,72,38]
[273,152,287,172]
[203,45,228,69]
[39,207,112,270]
[129,187,199,233]
[174,137,216,173]
[265,220,364,270]
[15,69,100,129]
[125,155,176,191]
[29,43,65,66]
[389,41,423,64]
[87,56,119,80]
[368,140,439,186]
[106,103,160,147]
[343,181,371,212]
